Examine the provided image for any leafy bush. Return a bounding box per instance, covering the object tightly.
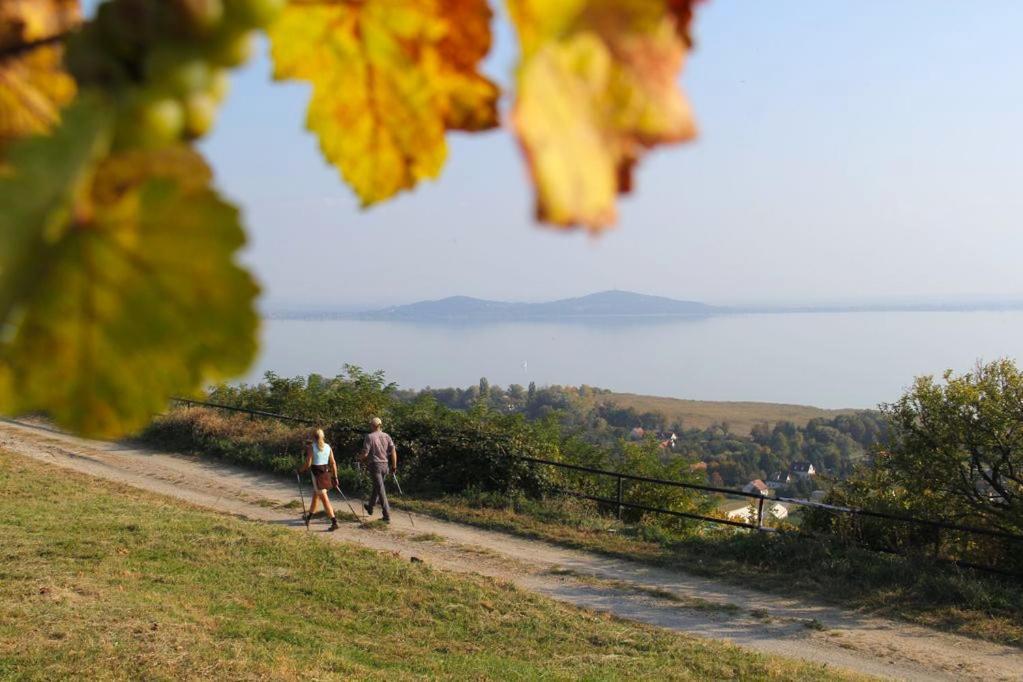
[612,439,714,531]
[806,359,1023,573]
[386,399,560,496]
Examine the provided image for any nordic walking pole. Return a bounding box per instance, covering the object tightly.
[333,479,366,525]
[391,472,415,528]
[295,471,309,531]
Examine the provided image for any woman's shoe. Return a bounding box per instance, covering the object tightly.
[303,513,312,527]
[328,516,339,531]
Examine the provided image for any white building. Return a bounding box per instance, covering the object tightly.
[725,502,789,523]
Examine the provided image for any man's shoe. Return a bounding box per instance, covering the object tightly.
[381,516,391,524]
[363,503,373,516]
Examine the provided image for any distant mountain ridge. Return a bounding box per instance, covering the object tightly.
[358,290,719,320]
[266,292,1023,320]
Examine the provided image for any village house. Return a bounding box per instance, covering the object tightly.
[742,479,770,496]
[790,461,816,479]
[725,505,755,523]
[766,471,791,489]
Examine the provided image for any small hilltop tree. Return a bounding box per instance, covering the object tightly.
[807,359,1023,570]
[879,359,1022,534]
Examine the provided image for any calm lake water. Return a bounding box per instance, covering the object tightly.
[247,312,1023,409]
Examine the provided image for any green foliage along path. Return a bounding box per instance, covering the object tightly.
[0,451,855,681]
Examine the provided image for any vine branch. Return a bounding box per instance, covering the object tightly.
[0,32,74,61]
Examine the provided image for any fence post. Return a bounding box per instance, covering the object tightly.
[756,496,765,529]
[616,475,624,521]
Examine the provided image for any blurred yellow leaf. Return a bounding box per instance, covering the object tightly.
[0,0,80,152]
[0,0,79,48]
[508,0,699,230]
[269,0,498,206]
[0,99,260,437]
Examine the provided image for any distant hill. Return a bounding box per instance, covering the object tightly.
[269,292,1023,320]
[358,290,719,320]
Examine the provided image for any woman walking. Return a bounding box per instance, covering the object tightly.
[297,428,339,531]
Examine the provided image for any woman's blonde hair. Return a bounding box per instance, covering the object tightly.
[314,428,325,446]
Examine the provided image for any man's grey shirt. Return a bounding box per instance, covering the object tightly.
[361,431,395,468]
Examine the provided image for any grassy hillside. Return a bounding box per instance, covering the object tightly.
[0,453,852,681]
[604,392,862,433]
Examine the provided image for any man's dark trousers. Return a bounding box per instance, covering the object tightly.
[367,465,391,520]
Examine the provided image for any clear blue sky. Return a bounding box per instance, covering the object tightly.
[84,1,1023,309]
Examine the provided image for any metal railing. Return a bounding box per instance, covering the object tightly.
[514,455,772,530]
[515,453,1023,576]
[170,397,1023,573]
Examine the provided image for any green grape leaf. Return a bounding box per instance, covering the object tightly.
[0,96,111,339]
[0,104,260,436]
[268,0,499,207]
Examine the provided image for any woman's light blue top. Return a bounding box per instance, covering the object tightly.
[312,442,332,466]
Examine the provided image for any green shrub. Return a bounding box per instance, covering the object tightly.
[805,360,1023,573]
[387,400,560,496]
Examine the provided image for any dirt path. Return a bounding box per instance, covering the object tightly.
[3,418,1020,681]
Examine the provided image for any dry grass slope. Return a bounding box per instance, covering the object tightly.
[605,392,862,433]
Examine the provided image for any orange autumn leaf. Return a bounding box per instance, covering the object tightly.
[508,0,700,231]
[269,0,499,206]
[0,0,80,151]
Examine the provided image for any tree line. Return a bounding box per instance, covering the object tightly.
[398,379,886,492]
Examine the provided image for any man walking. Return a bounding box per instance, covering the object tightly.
[360,416,397,522]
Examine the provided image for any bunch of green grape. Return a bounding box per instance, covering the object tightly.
[66,0,285,148]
